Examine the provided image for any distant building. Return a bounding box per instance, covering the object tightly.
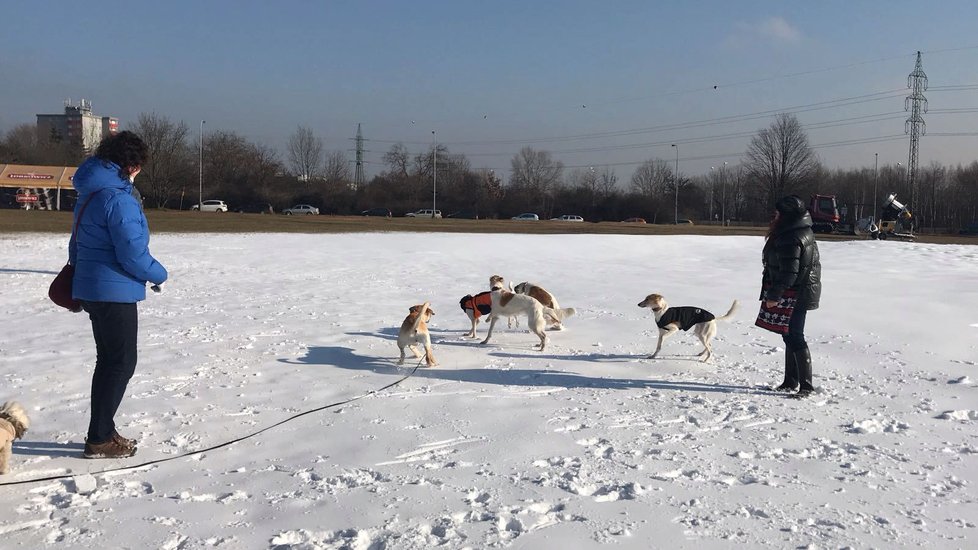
[36,99,118,153]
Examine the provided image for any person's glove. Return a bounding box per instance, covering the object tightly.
[151,283,163,293]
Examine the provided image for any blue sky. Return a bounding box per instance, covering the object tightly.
[3,1,977,181]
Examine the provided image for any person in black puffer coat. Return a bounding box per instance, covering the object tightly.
[761,195,822,397]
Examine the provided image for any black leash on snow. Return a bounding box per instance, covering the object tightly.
[0,359,425,487]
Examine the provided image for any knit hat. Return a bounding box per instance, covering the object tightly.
[775,195,806,218]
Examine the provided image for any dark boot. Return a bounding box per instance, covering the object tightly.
[793,347,815,398]
[773,346,798,392]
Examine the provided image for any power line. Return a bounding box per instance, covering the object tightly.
[459,108,978,159]
[555,135,908,170]
[366,88,908,147]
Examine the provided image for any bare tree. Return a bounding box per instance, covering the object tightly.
[630,158,673,197]
[509,147,563,216]
[0,124,40,164]
[744,113,820,210]
[598,166,618,197]
[382,143,410,181]
[131,113,191,208]
[570,167,599,194]
[203,130,251,197]
[287,125,323,181]
[484,169,504,201]
[245,142,282,204]
[323,150,352,187]
[413,143,449,183]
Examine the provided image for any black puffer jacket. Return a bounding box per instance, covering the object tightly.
[761,212,821,310]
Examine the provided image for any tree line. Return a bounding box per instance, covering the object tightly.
[1,112,975,229]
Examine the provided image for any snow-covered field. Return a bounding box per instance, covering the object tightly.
[1,232,976,549]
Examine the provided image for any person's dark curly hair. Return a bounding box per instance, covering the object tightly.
[95,131,149,179]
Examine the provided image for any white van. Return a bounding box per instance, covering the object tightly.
[405,209,442,218]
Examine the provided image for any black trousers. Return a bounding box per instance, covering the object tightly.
[782,306,808,351]
[81,301,138,444]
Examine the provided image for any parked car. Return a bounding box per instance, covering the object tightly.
[511,213,539,221]
[405,209,442,218]
[622,217,647,223]
[282,204,320,215]
[677,219,694,224]
[191,200,228,212]
[959,222,978,236]
[361,207,392,217]
[446,210,479,219]
[550,214,584,222]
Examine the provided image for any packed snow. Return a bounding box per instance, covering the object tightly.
[1,232,976,549]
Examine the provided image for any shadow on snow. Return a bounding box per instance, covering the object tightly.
[282,331,759,395]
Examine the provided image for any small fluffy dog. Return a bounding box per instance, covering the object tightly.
[513,281,565,329]
[638,294,738,362]
[481,289,575,351]
[0,401,30,475]
[397,302,437,367]
[459,291,493,338]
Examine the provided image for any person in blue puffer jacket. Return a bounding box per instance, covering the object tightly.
[69,131,167,459]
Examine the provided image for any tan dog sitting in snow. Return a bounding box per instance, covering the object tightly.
[638,293,738,362]
[0,401,30,475]
[513,281,566,330]
[397,302,437,367]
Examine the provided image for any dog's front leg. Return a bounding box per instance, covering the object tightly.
[397,346,406,365]
[0,442,10,474]
[649,326,677,358]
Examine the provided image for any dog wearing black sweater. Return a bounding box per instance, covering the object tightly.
[638,294,738,362]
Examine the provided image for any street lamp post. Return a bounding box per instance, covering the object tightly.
[671,144,679,224]
[709,166,715,224]
[873,153,879,221]
[198,120,205,211]
[431,130,437,216]
[721,161,728,227]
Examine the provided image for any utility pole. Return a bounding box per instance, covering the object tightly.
[905,51,928,226]
[353,123,365,190]
[198,120,205,211]
[671,144,679,224]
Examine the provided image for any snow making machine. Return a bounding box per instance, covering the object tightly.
[866,193,915,241]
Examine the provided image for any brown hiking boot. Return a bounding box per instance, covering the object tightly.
[112,430,137,449]
[84,438,138,459]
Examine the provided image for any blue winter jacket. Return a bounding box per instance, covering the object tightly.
[69,156,167,303]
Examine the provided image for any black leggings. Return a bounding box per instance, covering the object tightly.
[782,306,808,351]
[81,301,138,444]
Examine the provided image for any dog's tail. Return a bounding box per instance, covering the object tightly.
[411,302,431,333]
[545,306,576,321]
[0,401,29,436]
[715,300,739,321]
